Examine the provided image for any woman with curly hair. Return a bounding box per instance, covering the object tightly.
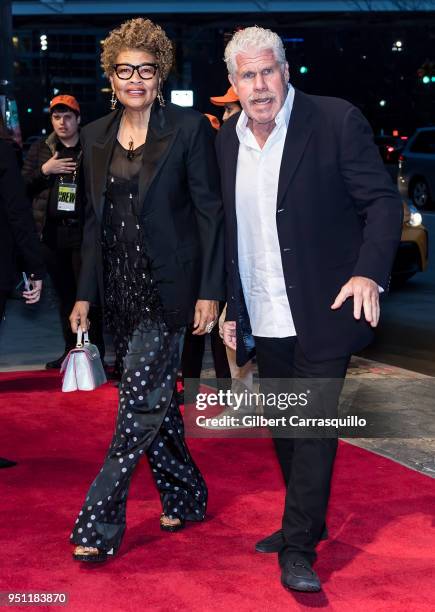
[69,17,224,562]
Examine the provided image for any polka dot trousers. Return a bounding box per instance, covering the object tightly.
[70,325,207,553]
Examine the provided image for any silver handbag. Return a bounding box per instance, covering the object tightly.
[61,330,107,392]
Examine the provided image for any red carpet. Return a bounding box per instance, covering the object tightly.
[0,370,434,611]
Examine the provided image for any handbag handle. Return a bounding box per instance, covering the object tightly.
[76,329,90,348]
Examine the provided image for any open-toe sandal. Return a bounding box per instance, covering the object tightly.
[72,545,113,563]
[160,513,185,532]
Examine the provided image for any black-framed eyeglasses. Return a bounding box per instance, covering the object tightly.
[113,63,158,80]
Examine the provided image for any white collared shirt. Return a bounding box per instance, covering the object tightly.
[235,85,296,338]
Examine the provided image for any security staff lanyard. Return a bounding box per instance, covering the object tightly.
[57,151,81,212]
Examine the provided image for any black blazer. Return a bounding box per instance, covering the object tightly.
[0,140,45,293]
[216,90,403,365]
[77,102,225,328]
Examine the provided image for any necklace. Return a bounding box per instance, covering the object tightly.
[119,112,148,161]
[127,137,134,160]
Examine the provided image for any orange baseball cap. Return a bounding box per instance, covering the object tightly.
[204,113,221,131]
[49,94,80,114]
[210,86,239,106]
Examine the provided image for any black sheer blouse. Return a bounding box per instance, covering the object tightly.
[102,140,164,335]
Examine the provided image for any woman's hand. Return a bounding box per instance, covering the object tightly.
[192,299,218,335]
[22,278,42,304]
[69,300,90,333]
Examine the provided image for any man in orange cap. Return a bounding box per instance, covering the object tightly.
[210,86,241,123]
[22,94,105,368]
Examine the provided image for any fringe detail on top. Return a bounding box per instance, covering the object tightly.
[102,176,165,339]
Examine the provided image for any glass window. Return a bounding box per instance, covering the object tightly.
[410,131,435,154]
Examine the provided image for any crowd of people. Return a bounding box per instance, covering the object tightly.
[0,18,402,594]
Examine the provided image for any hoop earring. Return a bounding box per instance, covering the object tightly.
[110,91,117,110]
[157,86,165,107]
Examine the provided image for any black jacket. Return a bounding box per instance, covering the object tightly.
[0,140,45,292]
[22,132,83,235]
[77,102,225,327]
[22,132,58,235]
[216,90,403,365]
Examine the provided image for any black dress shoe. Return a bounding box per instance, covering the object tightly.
[255,525,328,553]
[45,351,70,370]
[281,556,321,592]
[0,457,17,468]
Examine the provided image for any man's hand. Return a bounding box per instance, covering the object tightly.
[192,299,218,336]
[222,320,237,350]
[41,152,76,176]
[69,300,90,333]
[218,305,227,340]
[22,278,42,304]
[331,276,380,327]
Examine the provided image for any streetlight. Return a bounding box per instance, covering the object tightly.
[40,34,47,52]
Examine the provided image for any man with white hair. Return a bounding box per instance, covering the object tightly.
[217,26,402,592]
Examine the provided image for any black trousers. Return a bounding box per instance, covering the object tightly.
[254,336,350,565]
[41,242,105,358]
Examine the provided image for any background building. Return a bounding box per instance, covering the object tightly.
[7,1,435,142]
